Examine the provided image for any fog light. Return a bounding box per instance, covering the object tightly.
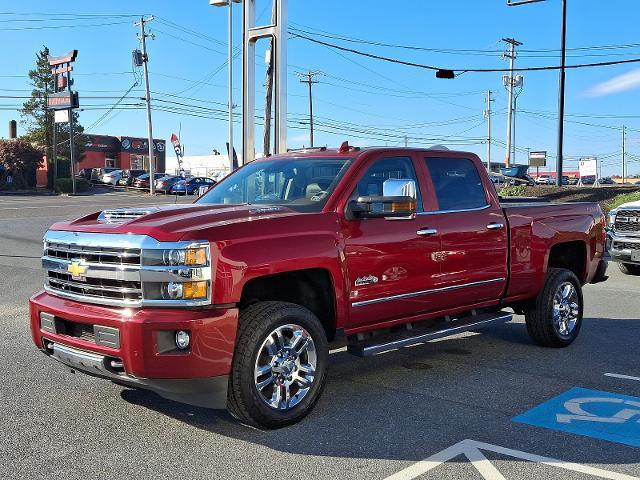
[175,330,190,350]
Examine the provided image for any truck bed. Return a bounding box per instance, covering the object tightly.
[499,199,604,302]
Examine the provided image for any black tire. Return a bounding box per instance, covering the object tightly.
[227,301,329,429]
[618,262,640,276]
[524,268,583,348]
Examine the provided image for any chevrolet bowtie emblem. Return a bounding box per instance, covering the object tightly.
[67,261,88,280]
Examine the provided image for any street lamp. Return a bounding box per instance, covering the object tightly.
[210,0,241,174]
[507,0,567,186]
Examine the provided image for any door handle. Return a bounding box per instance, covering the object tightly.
[487,223,505,230]
[417,228,438,236]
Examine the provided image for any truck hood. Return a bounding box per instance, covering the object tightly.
[49,204,299,242]
[614,200,640,211]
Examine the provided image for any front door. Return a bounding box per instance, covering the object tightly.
[343,155,442,329]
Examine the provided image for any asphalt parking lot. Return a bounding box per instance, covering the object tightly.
[1,193,639,480]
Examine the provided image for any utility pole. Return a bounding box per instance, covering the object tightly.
[502,37,522,168]
[404,135,408,147]
[512,97,517,163]
[484,90,494,172]
[556,0,568,187]
[622,125,626,185]
[297,71,321,147]
[136,16,156,194]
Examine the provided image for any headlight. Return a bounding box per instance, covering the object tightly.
[143,246,209,266]
[141,243,211,304]
[608,209,618,227]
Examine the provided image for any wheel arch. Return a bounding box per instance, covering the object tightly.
[239,268,338,340]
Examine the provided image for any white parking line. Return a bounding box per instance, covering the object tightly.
[385,439,640,480]
[605,373,640,382]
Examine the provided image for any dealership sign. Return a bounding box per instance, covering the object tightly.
[579,158,597,177]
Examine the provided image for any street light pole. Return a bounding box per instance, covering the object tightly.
[137,16,156,194]
[227,0,234,171]
[555,0,567,186]
[211,0,239,171]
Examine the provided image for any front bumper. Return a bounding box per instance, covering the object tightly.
[29,291,239,408]
[609,233,640,265]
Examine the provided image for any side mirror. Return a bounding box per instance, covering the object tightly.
[350,179,417,219]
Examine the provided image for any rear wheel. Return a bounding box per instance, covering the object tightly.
[525,268,583,348]
[618,262,640,276]
[227,301,329,429]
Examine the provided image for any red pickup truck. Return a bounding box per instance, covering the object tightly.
[30,145,608,429]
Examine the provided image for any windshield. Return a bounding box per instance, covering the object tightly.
[198,157,353,213]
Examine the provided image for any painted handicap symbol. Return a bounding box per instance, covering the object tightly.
[556,396,640,425]
[513,387,640,447]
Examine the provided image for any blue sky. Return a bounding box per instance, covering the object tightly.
[2,0,640,176]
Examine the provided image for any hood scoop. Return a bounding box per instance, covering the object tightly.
[98,207,159,223]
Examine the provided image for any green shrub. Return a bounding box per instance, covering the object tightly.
[499,185,527,197]
[606,191,640,211]
[54,177,89,194]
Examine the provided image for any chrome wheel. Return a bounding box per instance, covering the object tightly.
[254,324,317,411]
[552,282,579,338]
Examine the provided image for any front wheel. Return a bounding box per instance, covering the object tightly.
[525,268,583,348]
[227,301,329,429]
[618,262,640,276]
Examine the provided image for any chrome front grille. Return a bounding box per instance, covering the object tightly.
[47,271,143,303]
[43,233,146,308]
[45,241,141,265]
[612,241,640,251]
[41,231,212,308]
[614,209,640,233]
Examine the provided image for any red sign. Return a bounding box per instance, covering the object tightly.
[47,91,79,110]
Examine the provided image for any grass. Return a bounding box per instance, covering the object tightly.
[606,191,640,211]
[514,185,640,214]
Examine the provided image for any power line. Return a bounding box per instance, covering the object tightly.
[291,32,640,73]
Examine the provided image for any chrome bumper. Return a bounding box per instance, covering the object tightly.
[44,341,228,409]
[609,233,640,265]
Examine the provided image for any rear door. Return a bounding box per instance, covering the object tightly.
[419,154,508,310]
[343,154,442,328]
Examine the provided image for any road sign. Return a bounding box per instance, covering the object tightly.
[529,151,547,167]
[513,387,640,447]
[579,158,598,177]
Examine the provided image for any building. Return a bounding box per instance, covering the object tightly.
[81,134,166,172]
[166,154,231,181]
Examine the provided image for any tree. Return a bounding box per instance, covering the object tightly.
[20,46,86,185]
[0,139,44,188]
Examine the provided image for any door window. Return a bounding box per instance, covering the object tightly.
[353,156,422,212]
[425,157,488,211]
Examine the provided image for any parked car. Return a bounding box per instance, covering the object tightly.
[581,175,596,185]
[131,172,166,190]
[170,177,217,195]
[536,175,552,185]
[92,168,119,184]
[32,145,608,429]
[568,177,579,185]
[599,177,615,185]
[117,169,147,187]
[102,169,123,186]
[76,168,93,180]
[155,175,184,194]
[562,175,570,185]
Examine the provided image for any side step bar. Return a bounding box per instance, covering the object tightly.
[347,311,512,357]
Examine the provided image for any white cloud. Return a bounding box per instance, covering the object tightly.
[588,69,640,97]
